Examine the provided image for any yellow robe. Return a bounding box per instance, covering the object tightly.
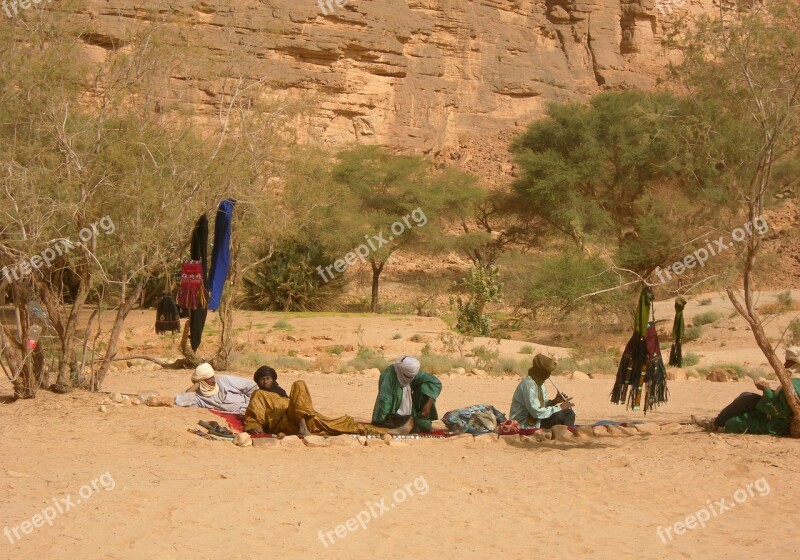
[244,380,381,435]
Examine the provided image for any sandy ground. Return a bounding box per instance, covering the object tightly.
[1,367,799,560]
[2,293,800,559]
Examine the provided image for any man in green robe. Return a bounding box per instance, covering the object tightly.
[372,356,442,434]
[695,347,800,436]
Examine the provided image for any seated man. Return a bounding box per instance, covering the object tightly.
[509,354,575,429]
[244,370,368,436]
[174,363,257,414]
[253,365,288,397]
[372,356,442,435]
[693,347,800,435]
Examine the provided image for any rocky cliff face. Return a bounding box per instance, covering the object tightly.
[77,0,717,155]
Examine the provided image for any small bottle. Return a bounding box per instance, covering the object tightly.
[25,324,42,351]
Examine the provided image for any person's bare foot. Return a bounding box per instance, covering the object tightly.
[298,418,311,437]
[388,417,414,435]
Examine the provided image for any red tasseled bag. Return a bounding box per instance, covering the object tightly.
[178,261,207,310]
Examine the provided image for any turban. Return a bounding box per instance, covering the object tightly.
[395,356,420,388]
[528,354,557,384]
[786,346,800,366]
[192,363,215,383]
[254,365,278,382]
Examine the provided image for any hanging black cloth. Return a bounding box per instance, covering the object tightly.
[668,297,687,367]
[188,215,209,351]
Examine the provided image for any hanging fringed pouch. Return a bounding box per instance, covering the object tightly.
[178,261,208,310]
[155,295,181,334]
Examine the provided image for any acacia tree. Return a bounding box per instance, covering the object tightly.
[675,1,800,436]
[331,146,484,313]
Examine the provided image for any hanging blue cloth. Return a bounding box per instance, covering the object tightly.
[207,198,236,311]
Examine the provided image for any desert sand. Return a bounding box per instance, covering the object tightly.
[1,297,799,560]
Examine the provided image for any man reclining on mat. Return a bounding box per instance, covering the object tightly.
[509,354,575,429]
[174,363,257,414]
[371,355,442,435]
[244,366,377,436]
[692,346,800,436]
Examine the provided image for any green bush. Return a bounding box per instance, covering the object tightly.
[347,347,386,371]
[699,298,712,306]
[242,240,343,312]
[554,357,578,375]
[272,319,292,331]
[519,345,533,354]
[777,290,793,309]
[683,325,703,341]
[498,357,531,376]
[419,353,473,375]
[693,311,722,327]
[471,344,500,370]
[267,355,311,371]
[681,352,699,367]
[327,345,344,355]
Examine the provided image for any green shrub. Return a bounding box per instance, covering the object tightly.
[693,311,722,326]
[699,298,712,306]
[272,319,292,331]
[392,333,402,340]
[471,344,500,370]
[497,357,531,376]
[231,352,268,370]
[242,240,343,312]
[327,345,344,355]
[267,355,311,371]
[683,325,703,341]
[777,290,793,309]
[419,353,473,375]
[347,347,386,371]
[519,345,533,354]
[681,352,699,367]
[554,357,578,375]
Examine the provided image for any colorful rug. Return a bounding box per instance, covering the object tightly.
[208,411,645,439]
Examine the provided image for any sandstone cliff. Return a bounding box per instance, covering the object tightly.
[75,0,717,156]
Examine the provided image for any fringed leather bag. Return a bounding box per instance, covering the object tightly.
[178,261,208,310]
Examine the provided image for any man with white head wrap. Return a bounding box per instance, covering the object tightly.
[372,355,442,434]
[693,346,800,435]
[174,363,258,414]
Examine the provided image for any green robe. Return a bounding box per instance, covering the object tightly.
[371,365,442,432]
[725,378,800,436]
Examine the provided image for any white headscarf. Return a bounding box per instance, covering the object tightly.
[395,356,420,416]
[192,363,219,397]
[786,347,800,378]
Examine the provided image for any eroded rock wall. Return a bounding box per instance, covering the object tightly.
[76,0,717,153]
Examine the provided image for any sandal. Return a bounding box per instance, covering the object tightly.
[198,420,234,438]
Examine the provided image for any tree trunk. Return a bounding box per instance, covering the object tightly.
[180,320,204,369]
[370,259,385,313]
[211,234,240,372]
[93,278,146,390]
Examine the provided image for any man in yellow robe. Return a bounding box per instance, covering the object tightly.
[244,372,372,436]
